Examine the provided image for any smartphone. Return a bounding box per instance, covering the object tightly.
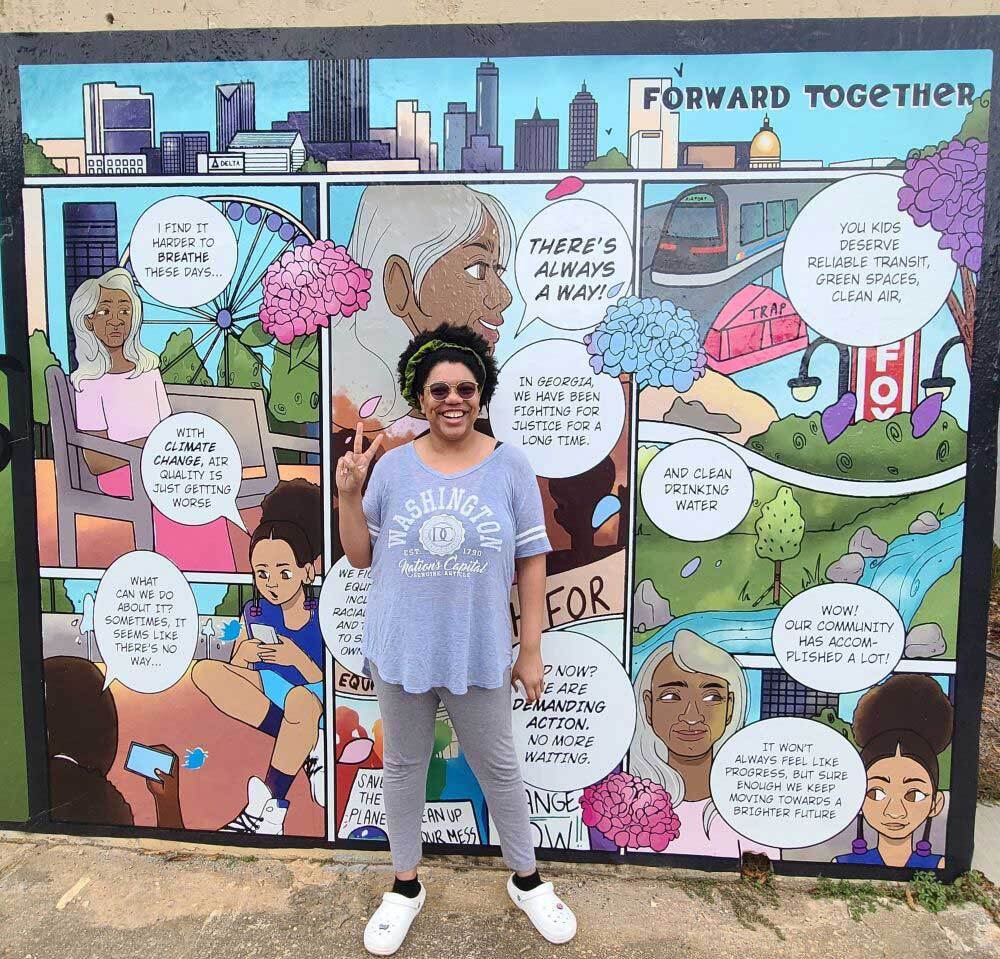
[125,742,175,780]
[251,623,279,644]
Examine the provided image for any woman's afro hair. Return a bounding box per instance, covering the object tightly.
[396,322,499,409]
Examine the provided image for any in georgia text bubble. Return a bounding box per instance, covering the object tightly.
[490,339,625,479]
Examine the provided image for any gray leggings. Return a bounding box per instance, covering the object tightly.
[369,662,537,875]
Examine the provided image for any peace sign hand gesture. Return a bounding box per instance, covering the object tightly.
[336,423,384,497]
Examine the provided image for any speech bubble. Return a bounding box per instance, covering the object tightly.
[489,339,625,479]
[140,412,247,532]
[93,550,198,693]
[783,174,957,347]
[640,439,754,541]
[337,768,480,843]
[514,198,633,336]
[319,555,371,676]
[710,717,866,849]
[511,629,636,793]
[129,196,238,308]
[772,583,905,693]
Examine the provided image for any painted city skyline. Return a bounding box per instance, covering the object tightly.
[21,50,991,174]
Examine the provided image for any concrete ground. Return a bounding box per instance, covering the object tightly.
[1,821,998,959]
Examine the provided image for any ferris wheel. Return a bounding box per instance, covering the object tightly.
[120,195,318,386]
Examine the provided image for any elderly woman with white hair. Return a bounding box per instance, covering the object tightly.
[630,629,780,859]
[333,184,514,435]
[69,267,236,572]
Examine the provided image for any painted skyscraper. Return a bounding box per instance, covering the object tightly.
[444,101,475,171]
[568,82,598,169]
[309,58,370,144]
[63,202,119,367]
[82,82,153,172]
[514,103,559,172]
[475,59,499,145]
[216,82,255,152]
[627,78,680,169]
[161,131,210,175]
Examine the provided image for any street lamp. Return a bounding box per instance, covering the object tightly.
[921,334,963,402]
[788,336,852,403]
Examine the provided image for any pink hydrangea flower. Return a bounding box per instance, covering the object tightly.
[259,240,372,344]
[580,771,680,852]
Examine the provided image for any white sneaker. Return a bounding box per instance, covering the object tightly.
[507,875,577,944]
[221,776,288,835]
[303,729,325,806]
[363,886,426,956]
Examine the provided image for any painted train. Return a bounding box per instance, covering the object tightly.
[650,181,827,283]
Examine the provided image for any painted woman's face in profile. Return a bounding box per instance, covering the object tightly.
[643,653,734,760]
[389,215,512,348]
[85,287,133,352]
[862,746,944,841]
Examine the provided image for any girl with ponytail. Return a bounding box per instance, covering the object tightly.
[192,479,325,836]
[834,674,953,868]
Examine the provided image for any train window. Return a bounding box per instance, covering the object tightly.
[766,201,784,236]
[740,203,764,244]
[784,198,799,228]
[668,202,719,238]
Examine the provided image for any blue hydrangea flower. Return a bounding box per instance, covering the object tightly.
[585,296,707,390]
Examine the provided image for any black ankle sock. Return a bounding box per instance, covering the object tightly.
[512,870,543,892]
[392,876,422,899]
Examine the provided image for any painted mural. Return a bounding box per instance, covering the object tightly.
[14,45,991,870]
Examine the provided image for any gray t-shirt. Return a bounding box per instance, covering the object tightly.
[361,441,551,694]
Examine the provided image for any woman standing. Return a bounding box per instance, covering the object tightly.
[338,323,577,955]
[70,267,236,572]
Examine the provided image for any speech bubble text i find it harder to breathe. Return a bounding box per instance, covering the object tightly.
[93,552,199,693]
[514,198,633,337]
[140,412,247,532]
[129,196,239,309]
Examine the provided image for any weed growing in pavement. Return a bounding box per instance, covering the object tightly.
[810,871,1000,925]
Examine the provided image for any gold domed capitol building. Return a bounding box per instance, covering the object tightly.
[749,114,781,168]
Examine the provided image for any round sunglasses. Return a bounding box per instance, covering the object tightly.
[426,380,480,401]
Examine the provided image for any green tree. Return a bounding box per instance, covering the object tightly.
[585,146,631,170]
[300,157,326,173]
[907,89,990,160]
[217,335,265,391]
[23,135,62,176]
[268,337,319,425]
[28,330,60,425]
[160,328,213,386]
[754,485,804,605]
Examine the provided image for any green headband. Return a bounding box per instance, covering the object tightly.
[402,339,487,409]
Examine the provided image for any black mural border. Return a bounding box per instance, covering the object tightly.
[1,16,999,882]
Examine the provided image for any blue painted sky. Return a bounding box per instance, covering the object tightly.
[21,50,992,168]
